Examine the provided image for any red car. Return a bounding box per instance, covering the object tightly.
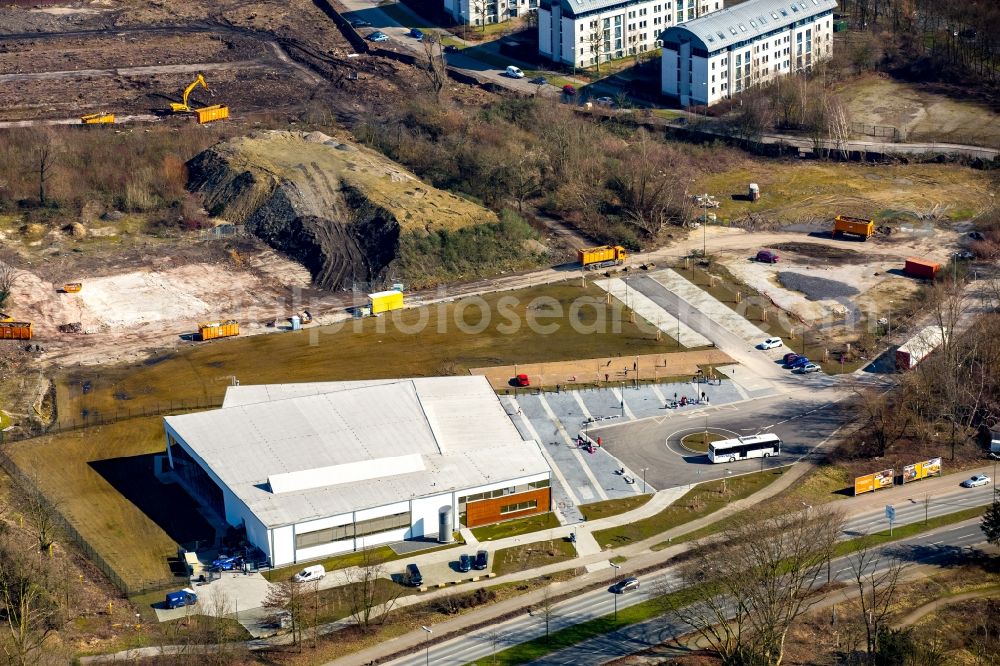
[515,373,531,387]
[562,84,577,96]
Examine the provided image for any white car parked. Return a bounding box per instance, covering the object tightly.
[505,65,525,79]
[759,337,783,350]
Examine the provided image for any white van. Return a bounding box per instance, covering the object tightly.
[505,65,525,79]
[293,564,326,583]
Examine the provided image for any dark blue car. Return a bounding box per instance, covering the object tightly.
[788,356,811,369]
[211,554,242,571]
[458,554,472,572]
[165,588,198,609]
[410,28,424,41]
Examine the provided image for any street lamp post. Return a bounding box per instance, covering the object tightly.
[421,625,432,666]
[640,467,648,493]
[991,453,1000,502]
[702,193,709,258]
[610,562,621,620]
[620,381,626,419]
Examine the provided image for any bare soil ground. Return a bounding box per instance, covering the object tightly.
[470,349,732,390]
[836,74,1000,149]
[0,0,424,123]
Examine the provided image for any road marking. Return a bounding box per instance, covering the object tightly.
[538,394,610,502]
[610,387,637,420]
[650,383,667,404]
[572,391,593,421]
[506,396,582,506]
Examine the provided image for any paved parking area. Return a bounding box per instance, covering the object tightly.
[504,380,751,521]
[590,392,845,491]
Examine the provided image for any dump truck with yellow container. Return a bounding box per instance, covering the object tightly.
[833,216,874,240]
[578,245,628,270]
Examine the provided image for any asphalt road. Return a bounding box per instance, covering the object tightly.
[530,520,988,666]
[592,392,847,491]
[382,519,988,666]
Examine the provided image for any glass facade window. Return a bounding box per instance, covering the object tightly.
[295,511,410,550]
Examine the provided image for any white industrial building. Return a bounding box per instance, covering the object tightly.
[661,0,836,106]
[539,0,722,69]
[445,0,537,26]
[164,377,552,567]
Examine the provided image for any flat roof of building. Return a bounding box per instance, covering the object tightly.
[165,376,549,529]
[663,0,837,52]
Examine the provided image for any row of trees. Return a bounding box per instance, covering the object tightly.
[839,0,1000,86]
[356,94,734,248]
[855,279,1000,462]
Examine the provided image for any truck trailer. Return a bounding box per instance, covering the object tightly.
[578,245,628,270]
[833,216,874,239]
[904,258,941,280]
[895,326,946,371]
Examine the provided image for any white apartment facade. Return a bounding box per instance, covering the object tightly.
[661,0,837,106]
[539,0,722,69]
[445,0,537,26]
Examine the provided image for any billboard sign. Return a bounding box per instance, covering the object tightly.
[875,468,894,490]
[854,468,895,496]
[885,504,896,521]
[902,457,943,484]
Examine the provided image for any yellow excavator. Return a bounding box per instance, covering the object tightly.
[169,73,229,123]
[170,73,209,113]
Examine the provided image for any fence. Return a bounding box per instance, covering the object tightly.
[1,397,225,445]
[851,122,902,142]
[0,447,180,597]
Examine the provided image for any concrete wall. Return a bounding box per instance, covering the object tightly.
[410,492,454,539]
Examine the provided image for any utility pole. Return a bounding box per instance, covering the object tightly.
[421,625,432,666]
[609,562,621,620]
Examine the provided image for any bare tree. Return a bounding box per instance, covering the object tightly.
[854,387,912,458]
[21,483,60,554]
[664,507,844,665]
[503,145,547,212]
[846,537,907,665]
[344,547,404,630]
[0,261,17,312]
[29,130,57,207]
[586,19,606,73]
[421,34,448,103]
[609,130,687,237]
[470,0,488,32]
[0,541,63,666]
[535,589,558,640]
[262,579,307,650]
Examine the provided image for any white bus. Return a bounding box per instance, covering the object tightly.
[707,434,781,463]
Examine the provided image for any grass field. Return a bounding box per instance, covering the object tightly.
[594,469,783,548]
[835,75,1000,149]
[578,495,652,521]
[694,161,993,224]
[680,431,724,454]
[55,282,667,428]
[493,538,576,576]
[0,409,10,430]
[5,416,180,590]
[471,512,561,542]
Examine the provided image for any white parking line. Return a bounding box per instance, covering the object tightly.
[538,394,610,502]
[505,396,582,507]
[650,384,667,404]
[572,392,593,421]
[610,387,637,420]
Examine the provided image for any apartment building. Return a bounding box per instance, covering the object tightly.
[661,0,837,106]
[539,0,722,69]
[445,0,538,26]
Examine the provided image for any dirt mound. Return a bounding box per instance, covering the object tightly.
[187,130,496,290]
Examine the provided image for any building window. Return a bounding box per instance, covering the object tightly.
[500,500,538,515]
[295,511,410,549]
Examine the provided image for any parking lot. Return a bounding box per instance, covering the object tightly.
[590,392,847,491]
[504,379,753,521]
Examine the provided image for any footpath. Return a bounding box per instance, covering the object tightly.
[83,457,979,665]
